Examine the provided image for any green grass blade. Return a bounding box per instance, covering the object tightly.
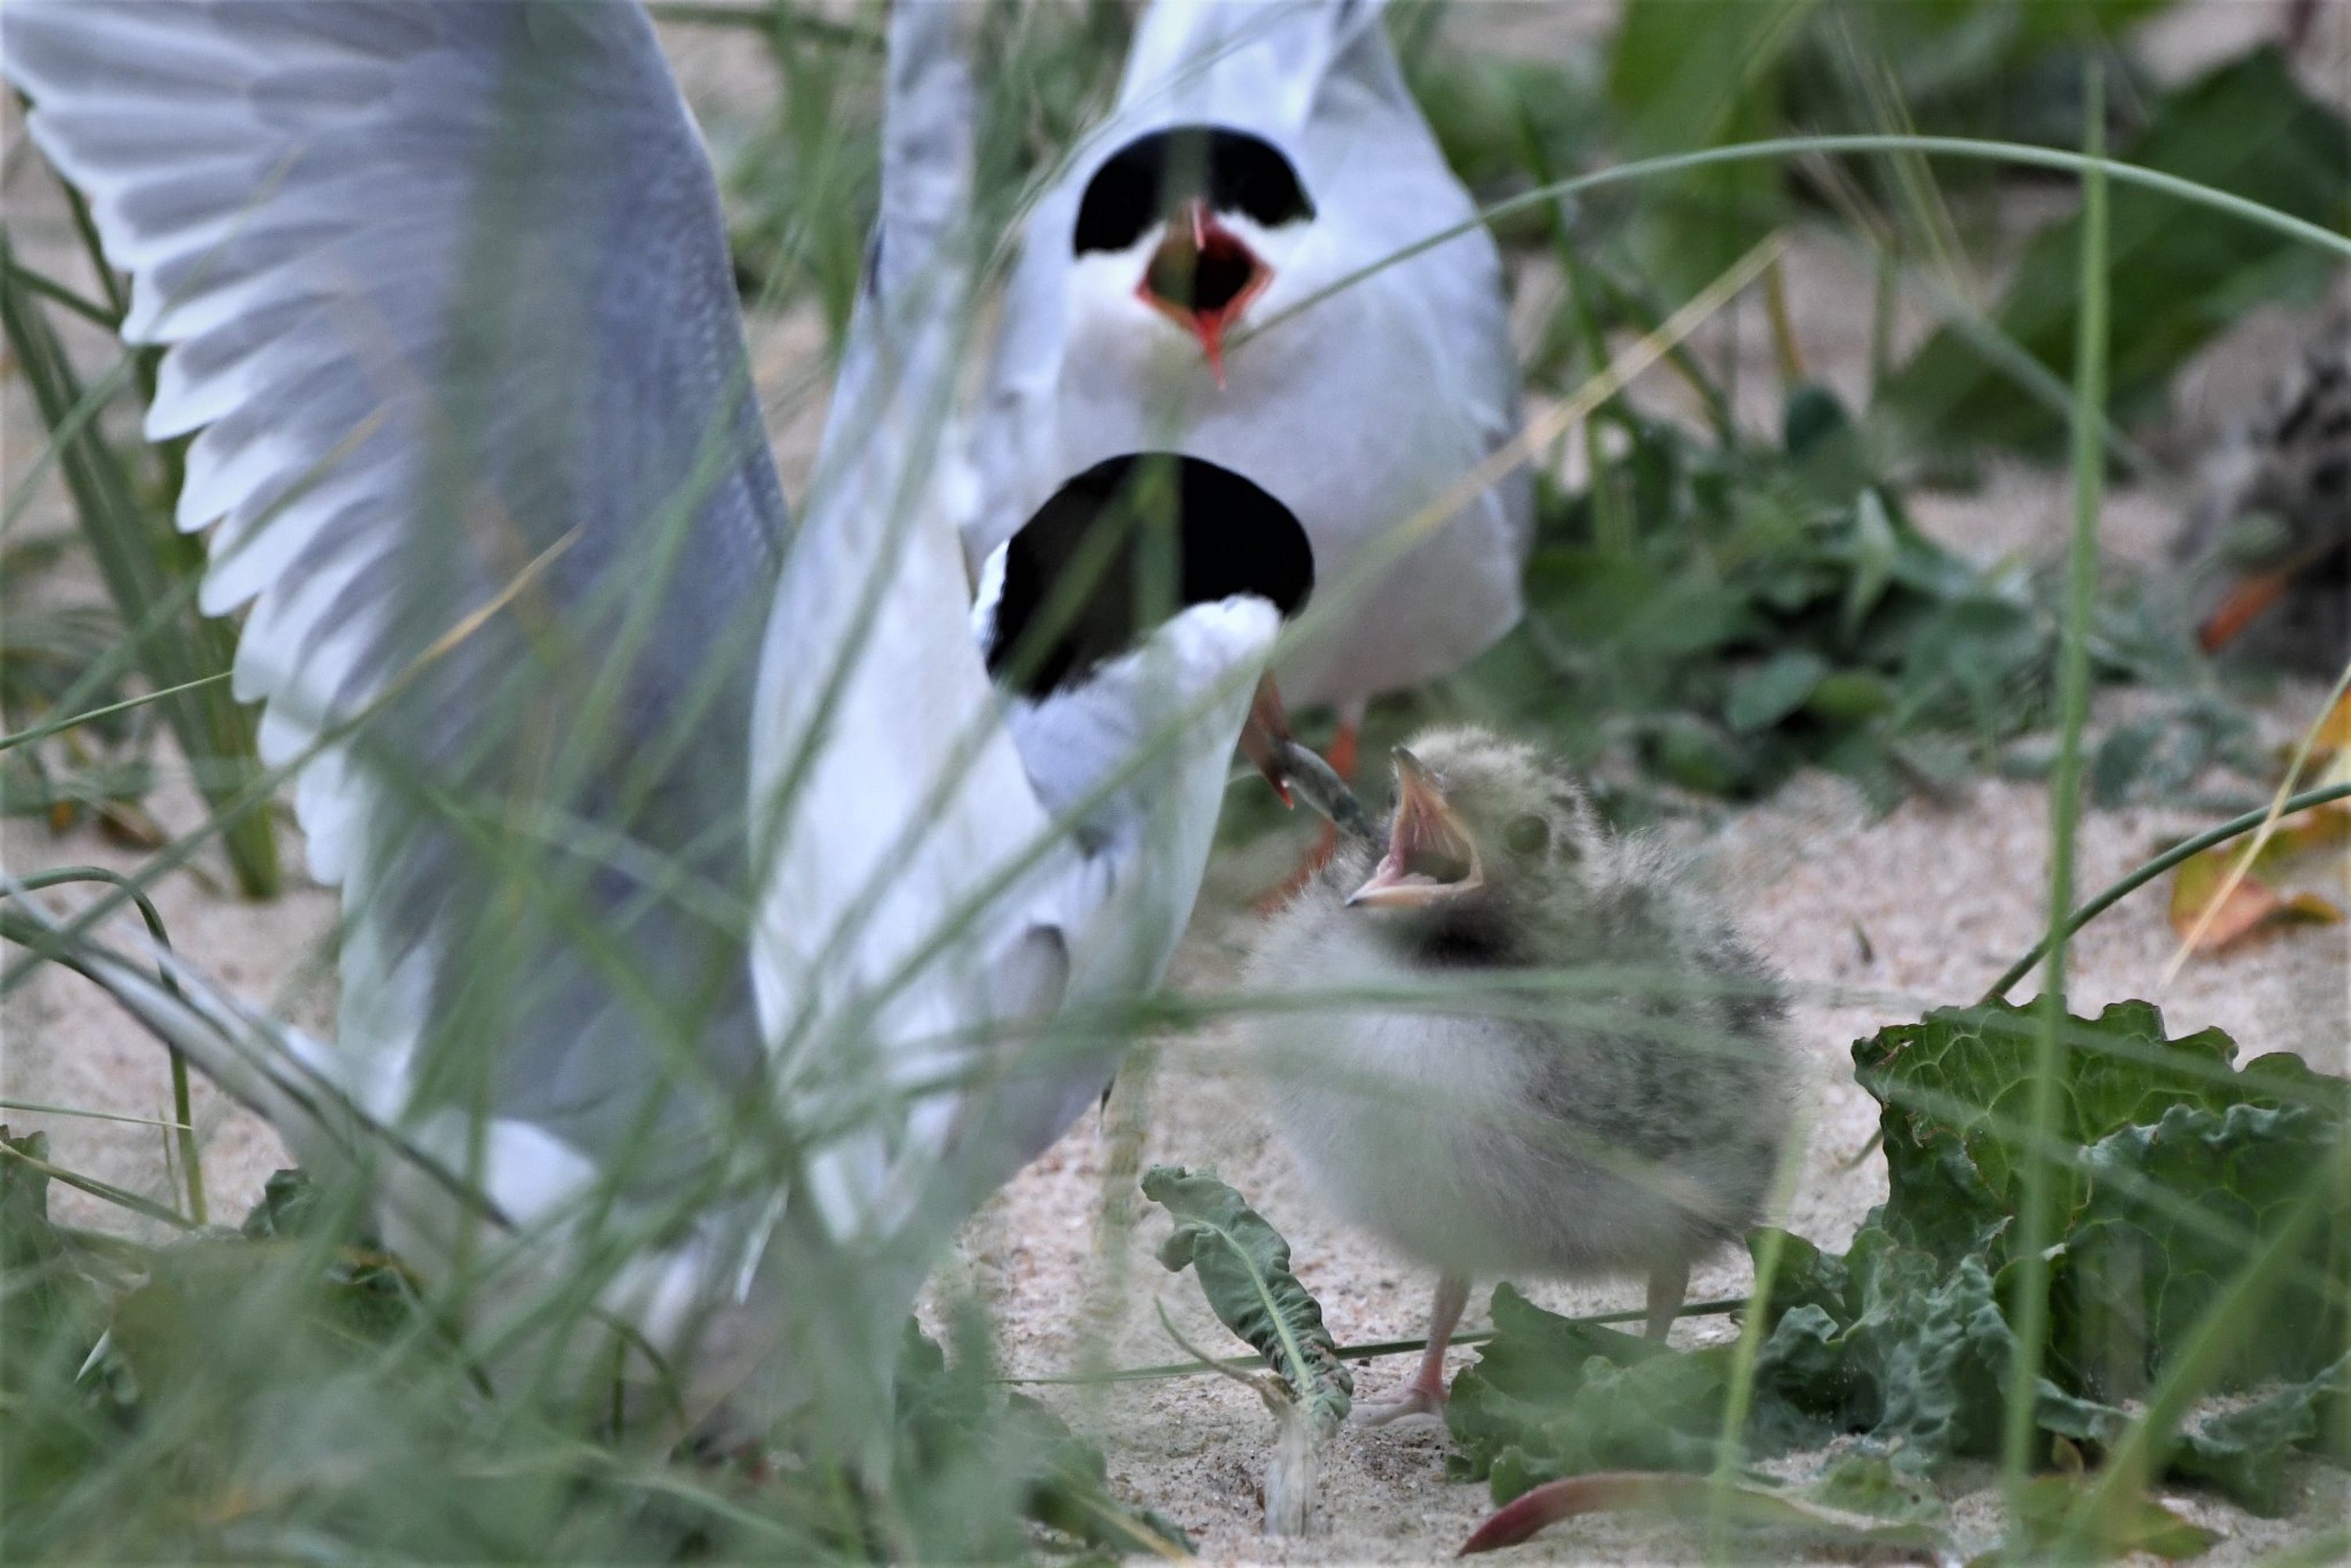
[8,864,205,1220]
[1241,133,2351,350]
[0,239,280,897]
[0,671,232,757]
[2001,63,2109,1505]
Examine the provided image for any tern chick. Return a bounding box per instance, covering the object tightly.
[1245,727,1794,1424]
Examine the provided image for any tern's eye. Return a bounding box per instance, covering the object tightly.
[1502,813,1550,857]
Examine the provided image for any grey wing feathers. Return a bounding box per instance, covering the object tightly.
[6,1,789,1179]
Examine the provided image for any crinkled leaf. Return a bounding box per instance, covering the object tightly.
[1446,1284,1816,1500]
[2042,1353,2351,1517]
[2050,1102,2349,1395]
[1849,1000,2324,1267]
[1141,1165,1349,1432]
[1753,1227,2014,1468]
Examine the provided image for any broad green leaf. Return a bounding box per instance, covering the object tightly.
[1607,0,1808,298]
[1726,650,1831,734]
[1754,1227,2014,1466]
[2041,1353,2351,1516]
[1851,999,2283,1263]
[1445,1284,1809,1499]
[1142,1164,1351,1432]
[1888,50,2351,453]
[2052,1102,2349,1395]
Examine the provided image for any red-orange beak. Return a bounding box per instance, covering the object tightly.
[1134,197,1271,388]
[1237,672,1296,806]
[2197,567,2293,654]
[1346,748,1484,910]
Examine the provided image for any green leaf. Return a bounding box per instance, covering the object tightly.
[1805,669,1896,723]
[1888,50,2351,453]
[1754,1227,2016,1466]
[1841,489,1900,639]
[1726,650,1830,734]
[1445,1284,1809,1499]
[1141,1165,1351,1432]
[1606,0,1807,298]
[1987,1472,2219,1563]
[239,1168,323,1240]
[2052,1101,2349,1395]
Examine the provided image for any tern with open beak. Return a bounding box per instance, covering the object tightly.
[1246,728,1795,1425]
[969,0,1532,809]
[3,0,1314,1432]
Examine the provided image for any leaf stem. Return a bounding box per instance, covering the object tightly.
[997,1297,1750,1387]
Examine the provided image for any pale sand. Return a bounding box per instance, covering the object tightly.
[4,4,2346,1559]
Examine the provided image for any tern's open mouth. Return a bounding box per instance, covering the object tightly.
[1135,200,1270,382]
[1347,749,1483,909]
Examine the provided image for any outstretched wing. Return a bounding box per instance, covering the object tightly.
[6,2,788,1198]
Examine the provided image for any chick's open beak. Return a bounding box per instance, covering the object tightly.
[1135,197,1271,387]
[1238,672,1296,806]
[1347,748,1484,909]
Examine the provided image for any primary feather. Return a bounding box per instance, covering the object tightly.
[8,0,787,1232]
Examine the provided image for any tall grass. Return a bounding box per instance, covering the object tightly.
[2003,60,2110,1504]
[0,235,280,897]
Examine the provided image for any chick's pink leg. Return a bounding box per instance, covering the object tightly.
[1354,1272,1469,1426]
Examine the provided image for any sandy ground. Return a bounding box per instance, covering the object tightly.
[4,2,2349,1561]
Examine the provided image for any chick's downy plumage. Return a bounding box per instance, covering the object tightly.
[1246,726,1794,1421]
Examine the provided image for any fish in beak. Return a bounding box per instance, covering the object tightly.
[1135,197,1270,386]
[1237,672,1299,806]
[1347,748,1484,909]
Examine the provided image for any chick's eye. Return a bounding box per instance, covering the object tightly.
[1502,813,1550,856]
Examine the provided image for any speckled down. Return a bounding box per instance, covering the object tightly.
[1244,726,1793,1284]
